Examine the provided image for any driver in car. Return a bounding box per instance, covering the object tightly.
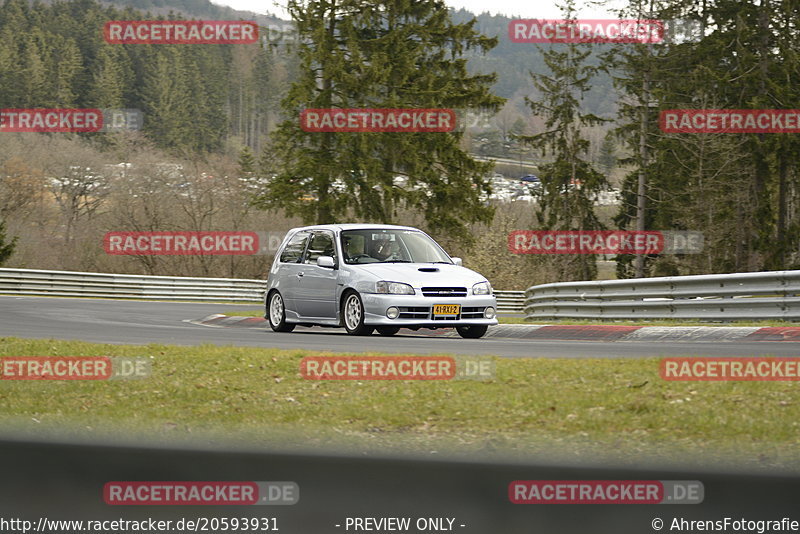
[342,235,360,262]
[371,239,403,261]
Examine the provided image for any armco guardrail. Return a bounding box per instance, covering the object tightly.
[0,268,526,310]
[525,270,800,320]
[0,268,267,302]
[494,290,525,312]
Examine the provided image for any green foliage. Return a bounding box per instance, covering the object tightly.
[449,9,618,117]
[598,131,616,175]
[1,0,798,277]
[238,145,255,175]
[0,0,280,154]
[258,0,505,242]
[608,0,800,276]
[0,219,17,266]
[519,0,609,281]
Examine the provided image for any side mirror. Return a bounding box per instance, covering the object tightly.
[317,256,336,268]
[451,257,463,266]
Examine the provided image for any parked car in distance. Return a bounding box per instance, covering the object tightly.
[265,224,498,338]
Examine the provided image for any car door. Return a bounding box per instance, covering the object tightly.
[295,230,339,319]
[274,230,311,317]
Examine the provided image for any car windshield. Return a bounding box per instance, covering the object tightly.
[340,229,452,264]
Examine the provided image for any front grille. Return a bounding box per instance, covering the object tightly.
[421,286,467,297]
[395,305,485,320]
[460,306,485,319]
[398,306,430,319]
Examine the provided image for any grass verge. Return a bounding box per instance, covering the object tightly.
[1,337,798,470]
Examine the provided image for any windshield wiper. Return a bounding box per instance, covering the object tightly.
[428,261,452,264]
[383,259,412,263]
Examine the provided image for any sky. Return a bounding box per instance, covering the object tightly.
[209,0,625,21]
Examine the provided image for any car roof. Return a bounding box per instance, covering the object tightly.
[288,223,423,233]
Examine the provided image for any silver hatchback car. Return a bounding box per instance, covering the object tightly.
[264,224,498,338]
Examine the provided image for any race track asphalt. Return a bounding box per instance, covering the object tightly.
[1,296,797,358]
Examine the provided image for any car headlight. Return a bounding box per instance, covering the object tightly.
[376,281,415,295]
[472,281,491,295]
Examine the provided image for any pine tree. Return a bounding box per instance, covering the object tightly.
[0,219,17,267]
[238,146,256,176]
[609,0,800,274]
[0,0,26,107]
[140,46,191,151]
[0,27,19,107]
[597,132,616,175]
[48,35,83,106]
[520,0,609,281]
[19,30,50,107]
[258,0,504,242]
[183,44,227,152]
[90,45,128,108]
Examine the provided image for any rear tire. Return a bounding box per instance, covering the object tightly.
[456,325,488,339]
[376,326,400,336]
[267,290,295,332]
[342,291,373,336]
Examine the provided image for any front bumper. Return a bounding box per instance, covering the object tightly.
[360,293,499,327]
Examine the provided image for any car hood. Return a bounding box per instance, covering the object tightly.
[348,263,489,288]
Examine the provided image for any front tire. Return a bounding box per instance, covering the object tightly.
[456,325,488,339]
[376,326,400,336]
[267,291,295,332]
[342,291,373,336]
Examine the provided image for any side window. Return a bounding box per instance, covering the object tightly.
[342,233,365,263]
[279,231,309,263]
[305,231,336,264]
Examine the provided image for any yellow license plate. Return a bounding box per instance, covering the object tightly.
[433,304,460,316]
